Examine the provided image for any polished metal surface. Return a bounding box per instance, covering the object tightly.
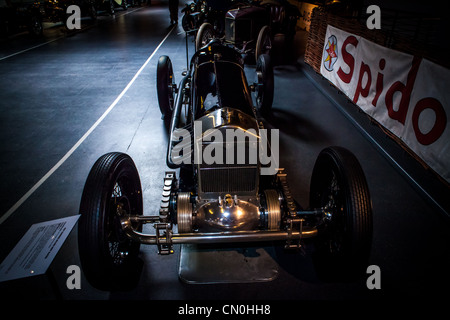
[178,244,278,284]
[195,107,259,133]
[264,189,281,230]
[176,192,192,233]
[195,108,260,198]
[195,194,260,231]
[121,216,318,245]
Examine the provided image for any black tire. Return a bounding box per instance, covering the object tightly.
[255,53,274,116]
[78,152,143,290]
[156,55,175,120]
[195,22,214,51]
[255,25,271,61]
[28,14,43,37]
[309,146,373,282]
[182,13,194,32]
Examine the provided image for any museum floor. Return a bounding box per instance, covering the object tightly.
[0,1,449,303]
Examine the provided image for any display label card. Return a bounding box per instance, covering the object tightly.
[0,215,80,282]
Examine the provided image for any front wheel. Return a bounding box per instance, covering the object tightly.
[195,22,214,51]
[309,146,373,282]
[78,152,143,290]
[255,25,271,61]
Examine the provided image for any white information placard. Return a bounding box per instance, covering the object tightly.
[0,215,80,282]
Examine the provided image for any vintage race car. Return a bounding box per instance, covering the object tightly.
[77,40,373,290]
[193,0,301,62]
[195,3,272,62]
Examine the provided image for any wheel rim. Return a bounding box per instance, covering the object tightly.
[256,27,272,59]
[182,15,194,31]
[256,70,264,107]
[200,28,213,48]
[255,54,273,113]
[319,169,347,256]
[168,65,174,110]
[106,176,140,266]
[260,33,271,55]
[310,147,373,280]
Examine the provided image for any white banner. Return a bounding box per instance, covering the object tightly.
[320,25,450,183]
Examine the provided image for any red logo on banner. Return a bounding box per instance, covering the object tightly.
[323,35,338,71]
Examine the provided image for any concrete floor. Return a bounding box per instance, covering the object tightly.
[0,1,449,304]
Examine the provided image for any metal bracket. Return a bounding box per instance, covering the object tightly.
[155,223,174,255]
[284,217,304,250]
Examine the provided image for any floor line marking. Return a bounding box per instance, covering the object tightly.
[0,25,175,225]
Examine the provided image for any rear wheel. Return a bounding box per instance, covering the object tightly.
[78,152,143,290]
[309,146,373,282]
[156,55,176,120]
[255,53,274,116]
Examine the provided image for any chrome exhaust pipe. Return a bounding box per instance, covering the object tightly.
[121,217,317,245]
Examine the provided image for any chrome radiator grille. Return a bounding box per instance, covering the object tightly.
[199,166,258,194]
[197,136,259,196]
[194,108,260,198]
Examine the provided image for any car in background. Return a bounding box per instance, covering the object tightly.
[43,0,98,23]
[195,0,301,62]
[0,0,45,37]
[96,0,128,15]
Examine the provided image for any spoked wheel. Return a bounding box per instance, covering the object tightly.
[78,152,143,290]
[309,146,373,282]
[156,55,176,120]
[255,25,271,61]
[254,53,274,116]
[195,22,215,51]
[182,14,194,32]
